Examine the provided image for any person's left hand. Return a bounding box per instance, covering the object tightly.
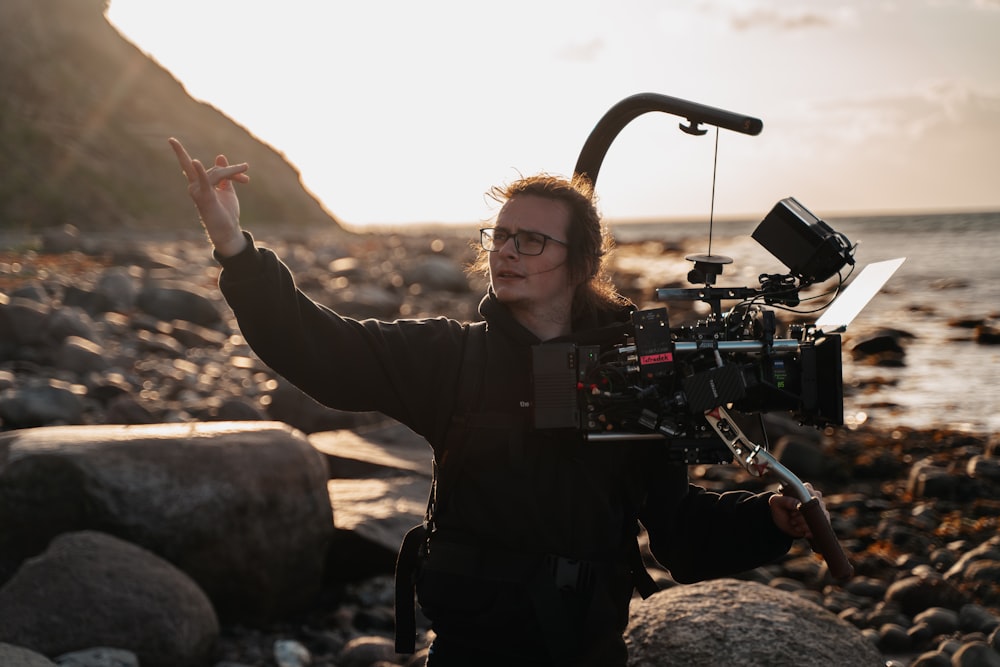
[169,137,250,257]
[768,483,828,539]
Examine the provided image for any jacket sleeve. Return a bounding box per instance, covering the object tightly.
[637,462,793,583]
[215,233,466,439]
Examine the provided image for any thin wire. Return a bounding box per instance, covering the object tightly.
[708,126,720,256]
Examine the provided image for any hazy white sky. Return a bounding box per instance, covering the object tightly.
[107,0,1000,226]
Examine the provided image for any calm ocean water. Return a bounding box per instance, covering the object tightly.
[609,211,1000,434]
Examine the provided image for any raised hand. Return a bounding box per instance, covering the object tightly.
[169,137,250,257]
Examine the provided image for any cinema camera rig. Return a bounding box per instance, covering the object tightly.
[532,194,855,462]
[532,94,866,580]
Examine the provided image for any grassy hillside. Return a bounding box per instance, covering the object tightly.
[0,0,342,234]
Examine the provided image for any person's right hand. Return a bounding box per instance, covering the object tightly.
[169,137,250,258]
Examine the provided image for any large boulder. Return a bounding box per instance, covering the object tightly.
[310,424,432,579]
[625,578,884,666]
[0,421,333,623]
[0,531,217,667]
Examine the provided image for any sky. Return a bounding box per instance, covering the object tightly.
[106,0,1000,228]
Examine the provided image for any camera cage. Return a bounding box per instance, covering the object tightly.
[532,93,863,465]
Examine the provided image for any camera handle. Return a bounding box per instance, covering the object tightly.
[703,406,855,581]
[573,92,762,187]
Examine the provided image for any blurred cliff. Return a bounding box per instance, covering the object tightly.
[0,0,342,233]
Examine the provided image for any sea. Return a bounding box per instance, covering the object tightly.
[608,210,1000,435]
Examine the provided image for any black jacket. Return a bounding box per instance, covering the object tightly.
[217,235,793,665]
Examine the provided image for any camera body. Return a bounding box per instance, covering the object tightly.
[531,197,853,464]
[532,308,843,463]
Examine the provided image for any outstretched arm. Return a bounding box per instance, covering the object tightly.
[168,137,250,258]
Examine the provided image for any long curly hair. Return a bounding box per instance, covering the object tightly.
[470,173,629,319]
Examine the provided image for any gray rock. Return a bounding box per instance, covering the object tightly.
[967,455,1000,483]
[136,280,221,327]
[878,623,912,652]
[273,639,311,667]
[0,422,333,623]
[911,650,952,667]
[135,328,186,356]
[52,335,108,374]
[908,459,961,499]
[867,601,912,629]
[401,256,470,293]
[62,285,117,318]
[845,575,889,600]
[44,307,98,344]
[168,318,228,348]
[206,397,268,422]
[0,380,84,428]
[946,541,1000,582]
[885,574,971,616]
[0,643,58,666]
[952,641,1000,667]
[850,331,908,366]
[914,607,960,636]
[321,283,403,320]
[40,225,82,254]
[975,323,1000,345]
[102,394,157,424]
[964,560,1000,585]
[55,647,140,666]
[909,620,936,648]
[960,604,1000,634]
[0,531,217,667]
[94,266,139,313]
[0,296,51,346]
[10,282,50,304]
[625,579,884,666]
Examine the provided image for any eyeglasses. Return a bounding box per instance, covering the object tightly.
[480,228,568,256]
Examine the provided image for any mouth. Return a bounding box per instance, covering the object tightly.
[494,268,525,280]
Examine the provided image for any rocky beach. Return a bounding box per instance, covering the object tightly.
[1,223,998,667]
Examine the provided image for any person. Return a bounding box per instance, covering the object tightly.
[169,137,828,666]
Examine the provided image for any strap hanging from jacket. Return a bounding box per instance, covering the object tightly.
[393,523,428,653]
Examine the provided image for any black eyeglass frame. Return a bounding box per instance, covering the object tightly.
[479,228,569,256]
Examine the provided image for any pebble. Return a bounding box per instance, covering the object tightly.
[273,640,311,667]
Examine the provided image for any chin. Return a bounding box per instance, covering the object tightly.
[491,284,523,305]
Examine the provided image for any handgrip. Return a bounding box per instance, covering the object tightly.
[800,497,854,581]
[573,92,763,186]
[701,406,855,583]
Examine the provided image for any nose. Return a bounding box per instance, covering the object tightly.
[497,234,519,257]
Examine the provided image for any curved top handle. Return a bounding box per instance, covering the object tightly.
[573,92,763,186]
